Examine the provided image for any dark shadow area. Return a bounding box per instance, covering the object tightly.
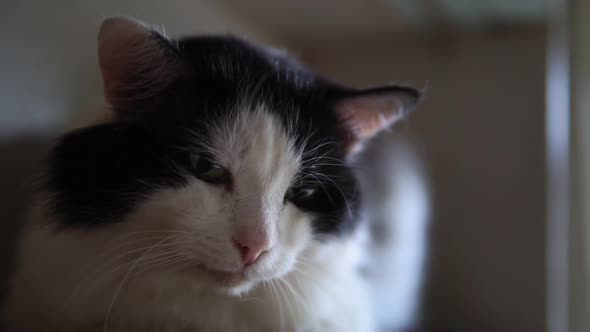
[0,137,51,300]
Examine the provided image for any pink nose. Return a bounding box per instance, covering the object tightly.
[232,235,270,266]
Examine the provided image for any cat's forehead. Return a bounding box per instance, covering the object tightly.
[205,106,301,182]
[179,36,309,80]
[176,37,322,115]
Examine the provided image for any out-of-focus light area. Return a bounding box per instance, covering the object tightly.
[1,0,585,331]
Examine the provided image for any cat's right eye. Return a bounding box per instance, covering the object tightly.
[191,154,230,185]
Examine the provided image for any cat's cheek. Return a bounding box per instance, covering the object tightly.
[279,204,313,246]
[124,181,243,271]
[265,203,313,278]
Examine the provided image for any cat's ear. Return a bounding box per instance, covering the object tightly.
[333,86,420,155]
[98,17,183,109]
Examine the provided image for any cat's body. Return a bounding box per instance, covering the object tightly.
[2,17,427,332]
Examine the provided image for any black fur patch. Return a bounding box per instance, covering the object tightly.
[46,36,369,234]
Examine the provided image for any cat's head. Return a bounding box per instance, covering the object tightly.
[44,17,420,295]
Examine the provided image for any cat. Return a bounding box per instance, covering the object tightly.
[2,17,427,332]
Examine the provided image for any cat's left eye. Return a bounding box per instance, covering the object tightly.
[284,186,317,205]
[191,154,230,184]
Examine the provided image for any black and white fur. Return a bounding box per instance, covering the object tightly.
[2,17,427,332]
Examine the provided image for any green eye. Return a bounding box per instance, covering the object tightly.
[192,154,230,184]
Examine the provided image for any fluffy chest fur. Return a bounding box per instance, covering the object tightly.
[2,16,424,332]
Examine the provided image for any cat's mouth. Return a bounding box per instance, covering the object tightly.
[207,268,247,285]
[194,264,248,287]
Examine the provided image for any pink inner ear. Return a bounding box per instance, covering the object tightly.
[337,94,406,141]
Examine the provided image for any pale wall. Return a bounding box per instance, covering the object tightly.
[0,0,278,137]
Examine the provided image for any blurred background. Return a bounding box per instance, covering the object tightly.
[1,1,587,331]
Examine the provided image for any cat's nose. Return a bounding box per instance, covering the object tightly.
[232,234,270,266]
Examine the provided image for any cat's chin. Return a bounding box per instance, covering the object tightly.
[196,266,285,297]
[216,280,258,297]
[180,264,260,296]
[202,270,259,296]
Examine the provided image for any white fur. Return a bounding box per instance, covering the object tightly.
[358,134,430,332]
[3,107,428,332]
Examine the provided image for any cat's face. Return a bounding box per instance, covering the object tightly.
[44,17,419,295]
[116,109,316,295]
